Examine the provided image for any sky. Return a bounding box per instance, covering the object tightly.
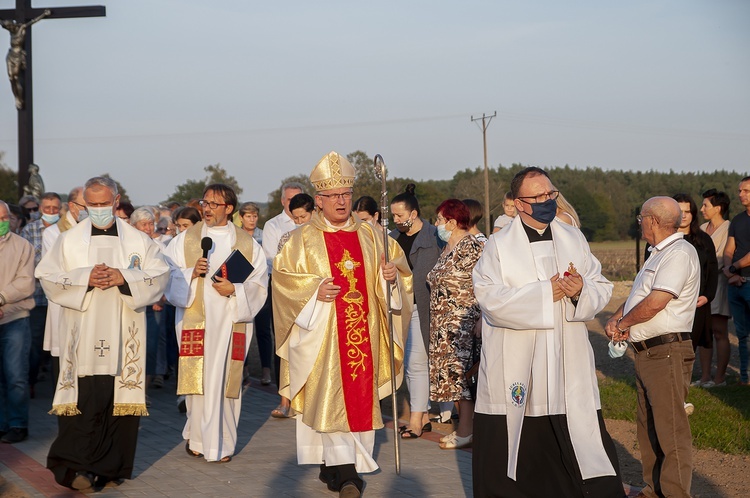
[1,0,748,206]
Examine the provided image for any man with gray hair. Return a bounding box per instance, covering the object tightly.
[606,196,699,498]
[35,177,170,490]
[0,199,36,444]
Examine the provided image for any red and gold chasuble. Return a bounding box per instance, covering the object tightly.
[324,230,374,432]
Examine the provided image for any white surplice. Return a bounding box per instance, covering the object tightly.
[472,218,616,481]
[163,223,268,462]
[41,211,78,357]
[35,218,169,410]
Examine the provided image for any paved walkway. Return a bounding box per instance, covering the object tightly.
[0,374,473,497]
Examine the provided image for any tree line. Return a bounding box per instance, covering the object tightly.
[2,150,745,241]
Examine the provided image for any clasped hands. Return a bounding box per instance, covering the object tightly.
[88,263,125,290]
[317,254,397,303]
[550,272,583,303]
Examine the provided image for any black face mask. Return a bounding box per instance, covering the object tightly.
[394,217,413,233]
[528,198,558,224]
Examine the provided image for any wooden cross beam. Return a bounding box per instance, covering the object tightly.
[0,0,105,199]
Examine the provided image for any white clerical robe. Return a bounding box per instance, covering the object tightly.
[472,218,616,481]
[41,211,78,356]
[163,223,268,462]
[35,218,169,411]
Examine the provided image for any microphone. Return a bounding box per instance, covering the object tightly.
[200,237,212,277]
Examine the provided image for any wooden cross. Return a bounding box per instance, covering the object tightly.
[0,0,105,199]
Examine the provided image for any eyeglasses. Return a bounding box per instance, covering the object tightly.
[636,214,654,225]
[199,200,229,209]
[436,215,450,224]
[318,191,353,201]
[25,206,39,212]
[517,190,559,205]
[70,201,86,209]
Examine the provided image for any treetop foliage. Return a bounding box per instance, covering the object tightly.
[267,151,747,241]
[166,164,243,205]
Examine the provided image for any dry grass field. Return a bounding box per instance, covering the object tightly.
[590,240,642,281]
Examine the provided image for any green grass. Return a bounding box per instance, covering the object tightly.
[599,377,750,454]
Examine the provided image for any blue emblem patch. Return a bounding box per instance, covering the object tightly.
[510,382,527,407]
[128,253,142,270]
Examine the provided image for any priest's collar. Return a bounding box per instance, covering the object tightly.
[92,221,118,236]
[521,219,552,242]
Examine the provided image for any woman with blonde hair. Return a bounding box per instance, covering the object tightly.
[555,192,580,228]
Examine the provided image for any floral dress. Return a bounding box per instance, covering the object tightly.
[427,234,483,401]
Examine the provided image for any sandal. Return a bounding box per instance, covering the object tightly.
[440,433,472,449]
[271,404,291,418]
[400,422,432,439]
[217,455,232,463]
[401,429,421,439]
[185,441,203,458]
[440,431,456,443]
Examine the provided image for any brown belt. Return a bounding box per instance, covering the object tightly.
[631,332,692,353]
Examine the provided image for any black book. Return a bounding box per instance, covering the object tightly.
[211,249,254,283]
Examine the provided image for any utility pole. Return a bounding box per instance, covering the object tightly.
[471,111,496,235]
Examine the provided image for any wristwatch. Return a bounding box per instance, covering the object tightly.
[729,265,739,274]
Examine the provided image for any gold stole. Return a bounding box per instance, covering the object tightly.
[58,213,73,233]
[177,222,254,399]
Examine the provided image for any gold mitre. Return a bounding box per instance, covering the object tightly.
[310,151,355,192]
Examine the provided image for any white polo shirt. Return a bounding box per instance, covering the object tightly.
[624,232,700,342]
[261,210,296,275]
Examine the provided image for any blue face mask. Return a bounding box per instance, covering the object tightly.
[437,224,452,242]
[87,206,115,228]
[77,210,88,222]
[41,213,60,224]
[529,198,558,225]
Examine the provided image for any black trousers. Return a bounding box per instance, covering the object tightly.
[472,411,625,498]
[319,463,363,492]
[47,376,140,488]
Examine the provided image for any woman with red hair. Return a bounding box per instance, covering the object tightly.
[427,199,484,449]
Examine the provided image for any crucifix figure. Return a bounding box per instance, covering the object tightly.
[0,8,48,109]
[0,0,105,199]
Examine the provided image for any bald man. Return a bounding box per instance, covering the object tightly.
[606,196,699,498]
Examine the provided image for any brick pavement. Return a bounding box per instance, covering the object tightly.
[0,374,473,497]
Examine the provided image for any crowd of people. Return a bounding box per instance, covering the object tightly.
[1,161,749,498]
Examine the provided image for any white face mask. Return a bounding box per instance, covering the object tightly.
[608,340,628,359]
[88,206,115,228]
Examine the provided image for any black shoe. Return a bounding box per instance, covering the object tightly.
[1,427,28,444]
[339,480,362,498]
[177,395,187,414]
[71,471,95,490]
[319,464,337,492]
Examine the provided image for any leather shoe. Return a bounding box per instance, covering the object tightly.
[1,427,28,444]
[71,471,95,490]
[339,480,362,498]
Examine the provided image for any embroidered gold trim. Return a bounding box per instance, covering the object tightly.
[118,322,144,390]
[48,403,81,416]
[59,323,78,391]
[336,250,368,380]
[113,403,149,417]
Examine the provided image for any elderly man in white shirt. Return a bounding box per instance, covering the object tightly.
[607,196,699,498]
